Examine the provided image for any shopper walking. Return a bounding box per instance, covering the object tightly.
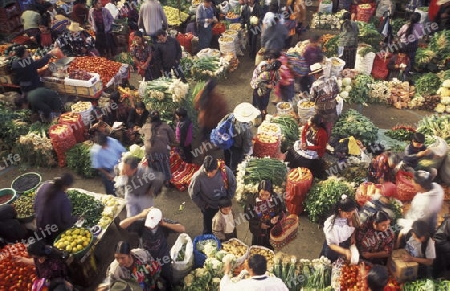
[189,155,237,234]
[88,0,115,58]
[196,0,217,50]
[138,0,168,38]
[338,12,359,69]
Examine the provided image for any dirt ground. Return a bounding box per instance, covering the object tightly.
[0,53,432,289]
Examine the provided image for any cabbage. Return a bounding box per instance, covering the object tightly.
[205,258,224,277]
[340,91,349,99]
[443,79,450,88]
[342,77,352,86]
[128,144,145,159]
[446,105,450,113]
[435,103,446,113]
[344,85,352,92]
[215,250,228,261]
[442,96,450,105]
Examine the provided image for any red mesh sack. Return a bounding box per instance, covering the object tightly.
[49,124,77,167]
[381,182,397,198]
[59,112,85,143]
[395,171,416,201]
[285,168,313,215]
[356,4,375,22]
[371,52,392,80]
[253,135,280,158]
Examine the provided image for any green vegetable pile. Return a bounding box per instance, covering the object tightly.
[67,190,104,228]
[417,114,450,144]
[384,126,416,142]
[340,163,369,185]
[272,254,332,291]
[323,35,339,58]
[12,196,34,219]
[66,141,97,178]
[415,73,441,96]
[244,158,288,186]
[358,45,376,57]
[403,279,450,291]
[390,18,407,35]
[114,52,134,66]
[348,74,374,104]
[332,109,379,145]
[357,22,382,50]
[271,116,299,152]
[0,103,30,151]
[305,177,355,223]
[191,57,224,81]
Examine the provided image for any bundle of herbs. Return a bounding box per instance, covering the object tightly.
[66,141,97,178]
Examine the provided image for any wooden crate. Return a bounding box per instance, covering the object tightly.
[42,78,66,92]
[64,80,103,98]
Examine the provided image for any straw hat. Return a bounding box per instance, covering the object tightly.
[233,102,260,123]
[67,22,84,32]
[438,0,450,5]
[54,14,69,21]
[309,63,323,75]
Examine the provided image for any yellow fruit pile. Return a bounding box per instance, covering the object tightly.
[163,6,189,26]
[54,228,92,253]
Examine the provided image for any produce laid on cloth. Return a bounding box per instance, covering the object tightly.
[368,80,390,103]
[384,125,416,142]
[190,56,229,80]
[53,227,93,254]
[347,74,374,105]
[67,189,104,228]
[17,122,56,168]
[389,79,413,109]
[98,195,123,229]
[310,10,346,30]
[68,57,123,86]
[0,243,37,290]
[235,157,287,204]
[332,109,379,145]
[305,176,355,223]
[417,114,450,144]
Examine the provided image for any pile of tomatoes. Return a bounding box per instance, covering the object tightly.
[68,56,123,86]
[340,264,370,291]
[0,243,37,291]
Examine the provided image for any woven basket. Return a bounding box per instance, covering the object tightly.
[270,215,299,250]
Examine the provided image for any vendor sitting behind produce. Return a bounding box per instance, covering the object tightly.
[54,22,97,57]
[367,151,401,184]
[16,88,64,123]
[14,240,73,291]
[12,46,62,94]
[34,173,78,244]
[397,220,436,279]
[281,114,328,180]
[403,132,432,171]
[387,48,410,81]
[119,208,185,290]
[355,211,394,265]
[126,101,149,143]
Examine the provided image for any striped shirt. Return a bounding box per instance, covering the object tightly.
[138,0,167,36]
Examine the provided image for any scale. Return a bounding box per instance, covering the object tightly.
[49,57,74,78]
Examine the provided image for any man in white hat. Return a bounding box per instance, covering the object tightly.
[309,63,340,137]
[119,207,185,290]
[226,102,260,173]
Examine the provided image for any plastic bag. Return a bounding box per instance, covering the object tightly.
[170,233,194,283]
[336,96,344,116]
[318,2,333,13]
[220,1,231,14]
[350,244,360,265]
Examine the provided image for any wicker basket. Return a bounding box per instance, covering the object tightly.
[270,215,299,250]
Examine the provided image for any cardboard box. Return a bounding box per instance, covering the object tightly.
[390,249,418,282]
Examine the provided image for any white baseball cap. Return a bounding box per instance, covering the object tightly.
[145,208,162,229]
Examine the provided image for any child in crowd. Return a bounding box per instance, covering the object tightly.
[367,151,401,184]
[320,195,357,263]
[399,220,436,279]
[212,198,237,242]
[175,107,193,163]
[245,179,285,250]
[403,132,431,170]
